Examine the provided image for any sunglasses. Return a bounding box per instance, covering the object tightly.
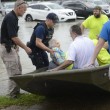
[17,1,27,7]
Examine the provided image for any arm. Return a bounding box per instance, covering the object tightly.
[7,17,32,54]
[80,23,85,34]
[12,37,32,54]
[80,17,90,34]
[103,42,108,50]
[50,60,73,71]
[91,38,105,65]
[36,38,54,54]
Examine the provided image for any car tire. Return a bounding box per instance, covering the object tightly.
[25,15,33,22]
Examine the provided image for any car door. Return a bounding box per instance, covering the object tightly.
[62,2,75,10]
[72,3,86,17]
[38,5,50,20]
[29,4,40,20]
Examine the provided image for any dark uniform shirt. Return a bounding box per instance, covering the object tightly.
[30,22,54,52]
[29,22,54,68]
[35,23,48,40]
[1,10,19,45]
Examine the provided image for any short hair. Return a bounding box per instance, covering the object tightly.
[14,0,27,8]
[49,39,57,48]
[70,25,82,35]
[93,6,102,11]
[46,13,59,23]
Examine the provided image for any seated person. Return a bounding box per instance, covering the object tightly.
[49,25,98,71]
[48,38,73,69]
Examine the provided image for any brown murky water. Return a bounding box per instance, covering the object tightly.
[0,16,110,110]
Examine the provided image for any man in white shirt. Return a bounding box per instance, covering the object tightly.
[49,25,98,71]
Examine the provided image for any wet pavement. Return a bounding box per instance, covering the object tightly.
[1,14,110,110]
[0,15,84,96]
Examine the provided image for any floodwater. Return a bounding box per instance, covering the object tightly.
[0,16,84,95]
[1,16,110,110]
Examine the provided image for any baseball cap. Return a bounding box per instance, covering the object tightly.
[46,13,59,23]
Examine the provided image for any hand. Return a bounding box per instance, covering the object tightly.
[25,47,32,54]
[16,46,19,52]
[88,64,95,67]
[47,68,58,72]
[96,35,99,39]
[89,61,95,66]
[83,62,95,68]
[49,49,54,55]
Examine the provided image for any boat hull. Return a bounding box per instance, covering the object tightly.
[10,65,110,96]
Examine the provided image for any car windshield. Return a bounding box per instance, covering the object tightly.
[4,3,14,9]
[47,3,64,9]
[85,2,96,8]
[94,1,105,5]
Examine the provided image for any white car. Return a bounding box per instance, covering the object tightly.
[24,2,77,22]
[0,3,4,16]
[2,2,14,16]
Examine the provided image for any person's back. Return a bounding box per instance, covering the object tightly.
[68,36,97,69]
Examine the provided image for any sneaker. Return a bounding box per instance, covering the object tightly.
[6,95,17,99]
[6,93,19,99]
[10,94,18,99]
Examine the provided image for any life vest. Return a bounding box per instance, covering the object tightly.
[27,22,54,68]
[30,22,54,52]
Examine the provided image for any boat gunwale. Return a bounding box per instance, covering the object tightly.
[10,64,110,79]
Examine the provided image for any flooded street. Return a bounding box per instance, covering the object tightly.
[1,15,110,110]
[0,16,84,95]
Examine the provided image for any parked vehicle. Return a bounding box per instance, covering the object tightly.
[24,2,77,22]
[90,0,110,16]
[81,0,110,16]
[46,0,64,5]
[62,0,95,18]
[0,3,4,15]
[2,2,14,16]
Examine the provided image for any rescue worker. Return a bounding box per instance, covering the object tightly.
[28,13,58,70]
[0,0,32,98]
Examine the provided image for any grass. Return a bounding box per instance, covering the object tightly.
[0,93,45,108]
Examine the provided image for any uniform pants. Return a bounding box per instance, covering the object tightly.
[1,45,22,96]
